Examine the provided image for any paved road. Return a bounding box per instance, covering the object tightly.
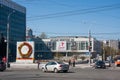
[0,67,120,80]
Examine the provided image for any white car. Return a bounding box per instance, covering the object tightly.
[105,61,111,67]
[41,61,69,73]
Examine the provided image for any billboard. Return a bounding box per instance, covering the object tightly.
[56,41,66,52]
[16,41,34,63]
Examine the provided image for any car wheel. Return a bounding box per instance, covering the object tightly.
[42,68,45,72]
[54,68,58,73]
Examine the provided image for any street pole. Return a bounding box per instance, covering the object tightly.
[6,11,15,68]
[88,30,91,66]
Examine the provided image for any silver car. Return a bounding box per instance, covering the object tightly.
[105,61,111,67]
[41,61,69,73]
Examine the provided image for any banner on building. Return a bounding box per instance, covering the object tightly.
[56,41,66,52]
[16,41,34,63]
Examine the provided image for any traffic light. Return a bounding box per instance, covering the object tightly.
[89,41,92,51]
[89,46,92,51]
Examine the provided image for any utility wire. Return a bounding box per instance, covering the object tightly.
[29,3,120,18]
[32,31,120,36]
[27,3,120,21]
[13,1,120,20]
[33,31,120,40]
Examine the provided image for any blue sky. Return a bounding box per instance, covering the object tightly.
[12,0,120,40]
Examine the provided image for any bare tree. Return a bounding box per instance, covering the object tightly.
[39,32,47,39]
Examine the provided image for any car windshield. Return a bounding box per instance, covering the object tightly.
[96,61,105,65]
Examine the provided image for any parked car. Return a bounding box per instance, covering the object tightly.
[41,61,69,73]
[0,60,6,71]
[94,60,106,69]
[115,59,120,67]
[105,61,111,67]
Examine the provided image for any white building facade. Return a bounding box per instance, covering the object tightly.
[41,36,101,59]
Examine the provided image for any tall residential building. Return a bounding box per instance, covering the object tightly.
[0,0,26,61]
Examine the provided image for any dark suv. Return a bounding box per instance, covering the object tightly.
[0,60,6,71]
[94,60,106,69]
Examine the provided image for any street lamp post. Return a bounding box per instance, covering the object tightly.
[88,30,91,66]
[6,11,15,68]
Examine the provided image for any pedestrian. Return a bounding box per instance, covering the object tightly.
[68,59,71,66]
[37,60,40,69]
[72,59,75,67]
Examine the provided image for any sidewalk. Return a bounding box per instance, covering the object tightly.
[75,64,92,68]
[8,63,38,70]
[8,63,92,70]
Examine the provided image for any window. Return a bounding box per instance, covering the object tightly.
[67,42,71,50]
[80,41,86,50]
[86,42,89,50]
[52,42,56,50]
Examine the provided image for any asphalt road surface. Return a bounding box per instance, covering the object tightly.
[0,68,120,80]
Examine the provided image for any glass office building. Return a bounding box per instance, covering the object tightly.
[0,0,26,61]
